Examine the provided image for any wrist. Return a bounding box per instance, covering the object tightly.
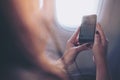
[93,53,107,65]
[95,57,107,68]
[54,59,69,80]
[93,53,108,68]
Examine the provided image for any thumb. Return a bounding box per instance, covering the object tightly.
[75,43,91,53]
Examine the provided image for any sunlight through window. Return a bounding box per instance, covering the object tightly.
[39,0,43,9]
[55,0,100,28]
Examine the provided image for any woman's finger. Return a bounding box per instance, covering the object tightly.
[94,30,101,44]
[75,43,91,53]
[69,27,80,43]
[96,23,107,45]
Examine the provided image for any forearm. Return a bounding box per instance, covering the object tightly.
[95,58,111,80]
[38,55,69,80]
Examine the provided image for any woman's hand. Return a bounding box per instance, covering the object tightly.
[92,23,108,64]
[92,23,111,80]
[54,27,91,80]
[61,27,91,66]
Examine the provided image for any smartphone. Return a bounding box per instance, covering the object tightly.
[79,14,97,44]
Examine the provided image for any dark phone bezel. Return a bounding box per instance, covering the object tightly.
[79,15,97,44]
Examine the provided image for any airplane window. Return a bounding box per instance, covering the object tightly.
[39,0,43,9]
[55,0,100,29]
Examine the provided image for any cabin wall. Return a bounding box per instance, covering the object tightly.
[100,0,120,79]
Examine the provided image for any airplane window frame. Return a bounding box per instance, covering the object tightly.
[55,0,104,31]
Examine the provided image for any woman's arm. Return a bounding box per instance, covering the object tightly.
[1,0,70,80]
[92,24,111,80]
[58,27,91,79]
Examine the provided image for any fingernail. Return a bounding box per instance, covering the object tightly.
[96,31,99,34]
[86,43,91,47]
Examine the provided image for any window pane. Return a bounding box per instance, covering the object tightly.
[55,0,100,28]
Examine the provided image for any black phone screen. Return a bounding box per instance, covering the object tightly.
[79,15,97,44]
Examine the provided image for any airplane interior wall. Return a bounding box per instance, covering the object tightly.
[100,0,120,79]
[47,0,120,79]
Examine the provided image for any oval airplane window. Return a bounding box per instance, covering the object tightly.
[55,0,100,29]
